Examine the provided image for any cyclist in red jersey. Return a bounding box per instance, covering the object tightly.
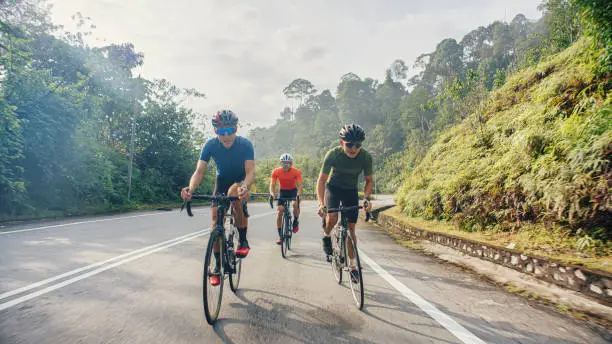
[270,153,303,245]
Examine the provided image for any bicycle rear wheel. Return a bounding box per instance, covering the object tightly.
[284,213,292,252]
[203,232,224,324]
[228,226,242,293]
[346,230,364,310]
[330,227,342,284]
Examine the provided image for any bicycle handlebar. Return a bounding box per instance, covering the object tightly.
[268,195,300,208]
[181,194,241,217]
[326,205,363,213]
[249,193,272,198]
[189,195,240,201]
[326,204,374,221]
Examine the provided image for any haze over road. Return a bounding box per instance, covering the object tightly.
[0,200,608,343]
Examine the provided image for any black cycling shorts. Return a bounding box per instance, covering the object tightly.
[324,183,359,223]
[214,176,248,217]
[278,188,298,206]
[214,176,244,196]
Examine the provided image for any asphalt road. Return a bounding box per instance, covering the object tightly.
[0,200,609,344]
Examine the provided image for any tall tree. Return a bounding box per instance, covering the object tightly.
[336,74,379,128]
[279,106,292,121]
[538,0,580,49]
[282,78,317,109]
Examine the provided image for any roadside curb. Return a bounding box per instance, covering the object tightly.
[362,204,612,327]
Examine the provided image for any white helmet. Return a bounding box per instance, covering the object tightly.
[280,153,293,163]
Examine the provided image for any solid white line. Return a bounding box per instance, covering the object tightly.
[359,250,487,344]
[0,212,170,235]
[0,230,211,311]
[0,210,275,309]
[1,205,276,235]
[0,229,210,301]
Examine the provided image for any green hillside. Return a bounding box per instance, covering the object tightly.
[397,38,610,256]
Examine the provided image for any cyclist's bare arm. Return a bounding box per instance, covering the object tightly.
[269,176,277,196]
[239,160,255,200]
[317,172,328,211]
[364,175,373,199]
[364,174,374,210]
[244,160,255,188]
[182,160,208,200]
[297,181,303,196]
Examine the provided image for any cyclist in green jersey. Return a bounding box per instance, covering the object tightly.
[317,123,373,282]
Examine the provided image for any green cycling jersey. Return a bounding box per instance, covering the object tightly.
[320,146,373,190]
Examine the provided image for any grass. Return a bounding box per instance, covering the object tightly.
[383,206,612,273]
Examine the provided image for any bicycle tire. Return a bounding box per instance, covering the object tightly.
[203,232,224,324]
[287,232,292,251]
[280,212,288,258]
[346,230,364,310]
[228,225,242,293]
[331,227,343,284]
[285,212,292,252]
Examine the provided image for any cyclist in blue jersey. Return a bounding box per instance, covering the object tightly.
[181,109,255,258]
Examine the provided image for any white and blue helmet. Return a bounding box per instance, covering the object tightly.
[280,153,293,163]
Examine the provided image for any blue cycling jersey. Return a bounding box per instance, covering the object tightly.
[199,136,255,182]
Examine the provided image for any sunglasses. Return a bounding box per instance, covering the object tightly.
[344,141,362,149]
[216,127,237,136]
[281,162,292,167]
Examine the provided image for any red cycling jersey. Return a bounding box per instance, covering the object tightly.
[271,167,302,190]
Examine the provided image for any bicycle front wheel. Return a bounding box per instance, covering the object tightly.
[203,232,224,324]
[346,230,364,310]
[284,213,293,252]
[228,226,242,293]
[331,228,343,284]
[280,214,288,258]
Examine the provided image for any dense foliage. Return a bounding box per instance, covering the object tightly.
[0,1,212,218]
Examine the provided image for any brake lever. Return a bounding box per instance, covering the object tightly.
[181,199,194,217]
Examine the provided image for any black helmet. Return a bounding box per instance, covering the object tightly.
[212,109,239,128]
[339,123,365,142]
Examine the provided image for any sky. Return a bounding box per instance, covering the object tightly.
[48,0,543,129]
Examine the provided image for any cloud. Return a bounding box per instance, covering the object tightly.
[301,46,327,61]
[49,0,543,128]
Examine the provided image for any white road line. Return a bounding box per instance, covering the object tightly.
[0,229,210,301]
[0,210,275,311]
[0,230,210,312]
[1,205,275,235]
[0,212,171,235]
[359,250,487,344]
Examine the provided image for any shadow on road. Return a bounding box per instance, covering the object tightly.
[212,288,375,344]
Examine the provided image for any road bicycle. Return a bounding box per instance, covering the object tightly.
[324,205,366,310]
[182,194,243,325]
[268,195,299,258]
